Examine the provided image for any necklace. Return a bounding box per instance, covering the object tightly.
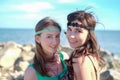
[46,54,60,76]
[50,61,59,76]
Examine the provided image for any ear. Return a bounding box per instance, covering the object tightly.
[35,35,41,44]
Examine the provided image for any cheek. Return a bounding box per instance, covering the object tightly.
[83,34,88,40]
[66,34,74,40]
[78,33,88,42]
[40,38,50,45]
[55,38,60,45]
[57,39,60,44]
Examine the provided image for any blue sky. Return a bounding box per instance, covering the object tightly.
[0,0,120,30]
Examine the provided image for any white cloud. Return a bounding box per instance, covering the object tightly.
[10,2,54,13]
[58,0,77,3]
[87,2,99,9]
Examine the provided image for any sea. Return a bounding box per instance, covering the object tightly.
[0,28,120,57]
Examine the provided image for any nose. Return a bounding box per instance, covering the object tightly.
[70,35,75,38]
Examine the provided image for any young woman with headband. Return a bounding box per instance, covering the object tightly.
[24,17,69,80]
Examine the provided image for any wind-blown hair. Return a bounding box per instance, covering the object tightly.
[66,10,104,79]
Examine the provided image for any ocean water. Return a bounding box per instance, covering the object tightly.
[0,28,120,57]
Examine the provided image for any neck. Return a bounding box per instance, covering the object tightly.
[46,52,58,62]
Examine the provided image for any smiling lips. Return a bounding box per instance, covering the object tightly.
[69,40,77,45]
[50,45,58,51]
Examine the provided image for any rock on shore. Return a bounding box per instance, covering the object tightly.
[0,41,120,80]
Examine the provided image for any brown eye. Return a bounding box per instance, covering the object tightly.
[76,30,81,33]
[74,28,81,33]
[47,36,52,38]
[56,34,60,38]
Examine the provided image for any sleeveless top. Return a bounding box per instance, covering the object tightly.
[29,51,68,80]
[88,56,98,80]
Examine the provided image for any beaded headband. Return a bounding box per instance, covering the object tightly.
[67,22,94,31]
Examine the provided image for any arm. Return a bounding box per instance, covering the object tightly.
[24,67,37,80]
[73,56,93,80]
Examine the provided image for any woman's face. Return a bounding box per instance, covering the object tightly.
[66,20,88,48]
[35,26,60,56]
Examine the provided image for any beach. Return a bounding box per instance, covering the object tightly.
[0,41,120,80]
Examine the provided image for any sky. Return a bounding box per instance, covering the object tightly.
[0,0,120,30]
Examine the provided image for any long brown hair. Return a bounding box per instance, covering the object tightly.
[33,17,61,76]
[66,10,101,79]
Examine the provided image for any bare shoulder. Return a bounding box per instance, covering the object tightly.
[73,55,98,80]
[73,55,96,69]
[24,66,37,80]
[87,55,99,71]
[61,51,69,60]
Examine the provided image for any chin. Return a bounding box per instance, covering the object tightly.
[70,45,76,48]
[70,44,81,48]
[51,50,57,53]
